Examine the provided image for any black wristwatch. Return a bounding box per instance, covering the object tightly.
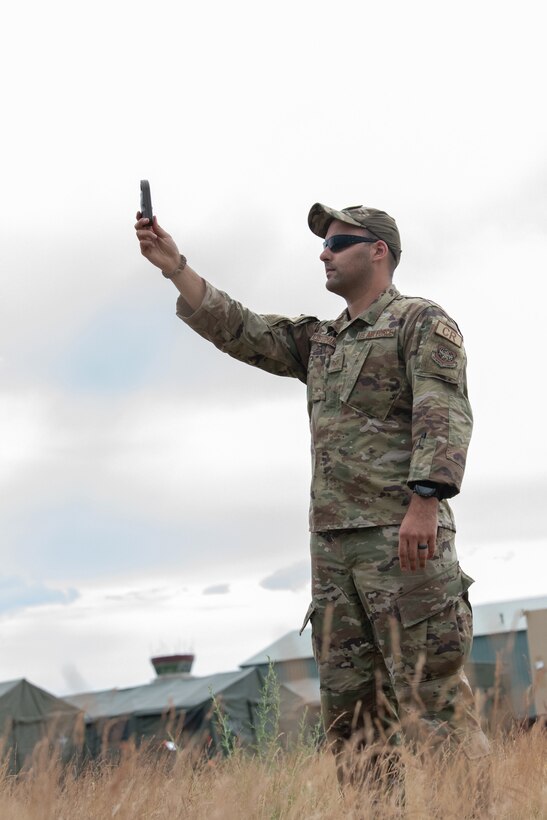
[412,483,443,499]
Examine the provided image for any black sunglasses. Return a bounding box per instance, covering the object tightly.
[322,235,379,253]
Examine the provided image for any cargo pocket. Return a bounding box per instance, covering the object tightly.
[397,563,472,628]
[395,563,474,682]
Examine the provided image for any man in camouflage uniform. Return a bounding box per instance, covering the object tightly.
[134,202,491,773]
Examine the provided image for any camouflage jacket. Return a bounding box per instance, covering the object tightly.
[178,283,472,532]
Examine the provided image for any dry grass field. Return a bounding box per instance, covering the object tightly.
[0,724,545,819]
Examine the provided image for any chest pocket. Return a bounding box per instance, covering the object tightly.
[340,335,403,420]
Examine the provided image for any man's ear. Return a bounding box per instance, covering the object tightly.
[372,239,389,263]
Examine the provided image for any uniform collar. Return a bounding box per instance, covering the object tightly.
[356,285,400,326]
[333,285,400,333]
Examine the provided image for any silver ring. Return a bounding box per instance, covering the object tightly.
[417,544,428,550]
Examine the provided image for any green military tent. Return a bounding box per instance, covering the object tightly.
[65,666,312,757]
[0,678,82,772]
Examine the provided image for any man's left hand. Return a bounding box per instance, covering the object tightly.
[398,495,439,572]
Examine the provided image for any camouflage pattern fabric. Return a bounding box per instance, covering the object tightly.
[180,283,471,532]
[302,526,491,760]
[179,281,490,760]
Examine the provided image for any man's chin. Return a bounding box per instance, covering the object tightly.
[325,277,342,295]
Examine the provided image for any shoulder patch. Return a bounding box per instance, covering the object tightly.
[435,320,462,348]
[432,345,458,368]
[357,328,397,340]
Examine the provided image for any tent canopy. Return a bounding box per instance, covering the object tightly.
[0,678,82,773]
[64,666,318,755]
[0,678,80,729]
[65,668,262,720]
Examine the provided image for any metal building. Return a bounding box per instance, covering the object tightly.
[465,595,547,727]
[243,595,547,729]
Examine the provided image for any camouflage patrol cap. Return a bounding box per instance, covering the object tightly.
[308,202,402,266]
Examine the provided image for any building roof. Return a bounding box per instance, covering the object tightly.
[240,629,313,667]
[240,596,547,668]
[472,595,547,637]
[65,667,260,720]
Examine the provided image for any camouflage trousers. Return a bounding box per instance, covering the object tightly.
[305,526,491,762]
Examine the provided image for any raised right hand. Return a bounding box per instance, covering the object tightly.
[135,213,180,275]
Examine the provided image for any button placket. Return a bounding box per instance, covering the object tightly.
[324,345,345,409]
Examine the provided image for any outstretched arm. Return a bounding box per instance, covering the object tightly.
[134,214,205,315]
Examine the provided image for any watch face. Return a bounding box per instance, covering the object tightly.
[414,485,437,497]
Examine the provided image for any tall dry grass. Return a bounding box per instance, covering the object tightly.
[0,724,545,819]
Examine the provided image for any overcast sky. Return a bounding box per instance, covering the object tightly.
[2,0,546,696]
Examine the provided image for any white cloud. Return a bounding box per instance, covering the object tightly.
[0,578,311,695]
[260,561,310,592]
[0,393,58,482]
[460,539,547,605]
[1,0,546,693]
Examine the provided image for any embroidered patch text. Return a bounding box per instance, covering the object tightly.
[435,321,462,348]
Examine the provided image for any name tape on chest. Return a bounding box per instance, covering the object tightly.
[435,321,462,348]
[356,328,397,341]
[311,332,337,348]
